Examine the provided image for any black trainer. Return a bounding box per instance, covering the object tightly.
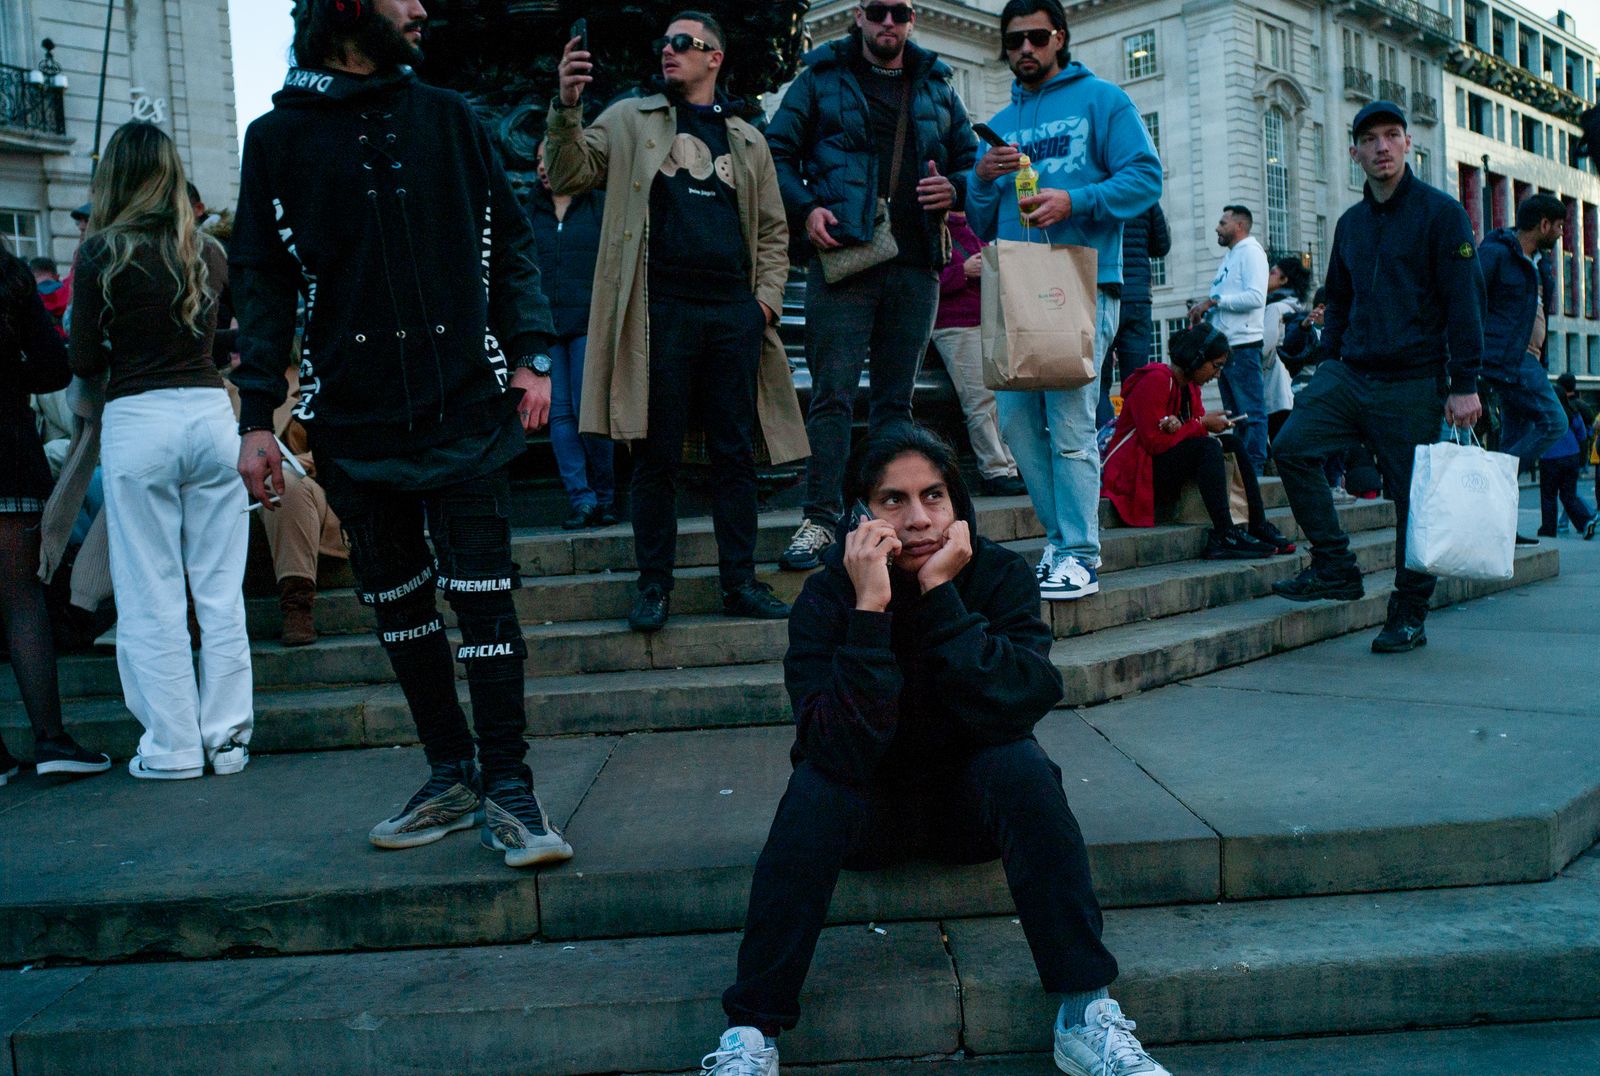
[722,579,791,620]
[595,505,621,527]
[979,474,1028,497]
[561,504,600,530]
[1202,526,1277,560]
[1371,599,1427,653]
[628,584,671,633]
[1248,520,1296,554]
[1271,564,1365,602]
[1515,533,1540,545]
[33,734,112,777]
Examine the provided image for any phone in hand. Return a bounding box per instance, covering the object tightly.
[971,122,1009,149]
[848,499,874,532]
[570,17,588,53]
[1225,412,1249,424]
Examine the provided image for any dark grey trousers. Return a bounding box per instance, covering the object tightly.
[1272,361,1444,611]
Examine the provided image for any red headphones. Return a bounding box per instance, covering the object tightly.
[328,0,365,28]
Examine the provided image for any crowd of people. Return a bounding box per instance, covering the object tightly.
[1,0,1590,1073]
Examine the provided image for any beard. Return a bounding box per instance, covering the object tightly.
[351,16,425,70]
[863,31,906,63]
[1010,55,1048,85]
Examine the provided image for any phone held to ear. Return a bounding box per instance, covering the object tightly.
[848,500,874,532]
[970,122,1008,148]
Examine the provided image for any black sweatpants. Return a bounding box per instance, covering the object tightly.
[723,738,1118,1033]
[1539,453,1593,534]
[319,460,529,784]
[1273,361,1444,613]
[1151,433,1265,533]
[633,296,765,593]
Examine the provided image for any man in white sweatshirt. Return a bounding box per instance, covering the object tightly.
[1188,204,1269,473]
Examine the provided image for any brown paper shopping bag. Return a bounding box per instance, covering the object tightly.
[980,238,1100,391]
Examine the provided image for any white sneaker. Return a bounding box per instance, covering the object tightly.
[1054,998,1169,1076]
[700,1026,778,1075]
[1329,484,1357,505]
[1035,542,1059,582]
[127,755,204,781]
[210,740,250,776]
[1041,554,1098,601]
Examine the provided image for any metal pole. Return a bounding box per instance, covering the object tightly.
[90,0,116,176]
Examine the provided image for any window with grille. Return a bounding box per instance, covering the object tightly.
[1263,108,1292,256]
[1414,147,1430,185]
[1312,123,1325,174]
[0,210,41,258]
[1149,256,1167,287]
[1258,22,1286,70]
[1350,156,1365,189]
[1124,30,1157,80]
[1141,111,1160,157]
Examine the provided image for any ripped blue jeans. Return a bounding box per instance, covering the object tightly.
[995,290,1120,564]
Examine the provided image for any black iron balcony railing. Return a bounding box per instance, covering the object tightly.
[0,62,66,138]
[1446,43,1588,124]
[1340,0,1453,45]
[1344,66,1375,100]
[1378,78,1407,103]
[1411,90,1439,123]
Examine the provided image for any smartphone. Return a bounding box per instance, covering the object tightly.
[971,122,1008,149]
[847,499,874,532]
[570,17,588,53]
[1226,413,1250,423]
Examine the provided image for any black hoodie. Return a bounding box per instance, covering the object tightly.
[230,66,555,459]
[783,492,1064,786]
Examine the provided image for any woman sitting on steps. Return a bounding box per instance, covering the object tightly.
[1102,324,1295,560]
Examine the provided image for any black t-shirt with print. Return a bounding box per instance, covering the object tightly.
[853,54,928,269]
[648,99,751,303]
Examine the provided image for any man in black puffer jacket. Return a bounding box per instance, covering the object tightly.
[232,0,569,870]
[768,12,977,575]
[704,426,1171,1076]
[1097,201,1169,425]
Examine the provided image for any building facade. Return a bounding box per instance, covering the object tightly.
[0,0,239,267]
[1444,0,1600,381]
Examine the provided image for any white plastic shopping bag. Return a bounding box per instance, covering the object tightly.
[1404,435,1518,580]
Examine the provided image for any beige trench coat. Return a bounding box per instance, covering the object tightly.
[544,94,810,465]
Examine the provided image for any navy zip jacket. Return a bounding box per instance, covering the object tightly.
[230,66,555,458]
[1120,203,1170,306]
[1321,166,1485,396]
[765,34,976,267]
[1478,226,1556,379]
[783,488,1063,786]
[528,186,604,341]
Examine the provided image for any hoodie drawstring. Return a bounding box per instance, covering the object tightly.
[365,188,416,432]
[395,188,448,423]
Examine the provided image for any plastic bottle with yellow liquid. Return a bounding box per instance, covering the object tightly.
[1015,154,1039,231]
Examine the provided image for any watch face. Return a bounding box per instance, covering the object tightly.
[530,353,553,375]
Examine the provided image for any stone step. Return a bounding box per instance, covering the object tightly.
[24,499,1383,704]
[8,847,1597,1074]
[3,541,1553,759]
[7,616,1596,966]
[239,481,1300,637]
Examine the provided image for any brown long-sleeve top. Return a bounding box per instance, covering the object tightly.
[68,235,229,401]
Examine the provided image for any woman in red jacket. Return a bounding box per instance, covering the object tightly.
[1103,325,1294,559]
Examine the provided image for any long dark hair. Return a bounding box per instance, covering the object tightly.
[0,237,36,347]
[1271,256,1310,302]
[841,424,975,533]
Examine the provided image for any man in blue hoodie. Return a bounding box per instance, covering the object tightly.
[1478,193,1566,470]
[966,0,1161,603]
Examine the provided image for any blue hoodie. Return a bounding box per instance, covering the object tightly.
[966,63,1162,285]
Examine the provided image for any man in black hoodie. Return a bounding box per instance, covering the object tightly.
[1271,101,1485,655]
[231,0,570,869]
[701,427,1169,1076]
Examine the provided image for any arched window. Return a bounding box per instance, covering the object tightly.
[1263,107,1293,257]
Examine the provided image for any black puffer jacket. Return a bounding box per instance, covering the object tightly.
[231,66,554,458]
[528,186,604,341]
[1119,203,1170,306]
[766,34,976,267]
[783,482,1063,786]
[0,268,69,502]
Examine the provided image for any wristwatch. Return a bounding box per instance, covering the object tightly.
[515,353,553,376]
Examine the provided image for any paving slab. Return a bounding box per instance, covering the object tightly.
[0,738,615,965]
[948,846,1600,1053]
[768,1019,1600,1074]
[0,970,91,1076]
[1083,684,1600,897]
[9,924,959,1076]
[538,717,1216,940]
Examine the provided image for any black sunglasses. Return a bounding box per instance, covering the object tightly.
[653,33,717,55]
[1003,28,1057,50]
[861,3,915,25]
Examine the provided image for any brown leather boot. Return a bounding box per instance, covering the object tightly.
[278,576,318,647]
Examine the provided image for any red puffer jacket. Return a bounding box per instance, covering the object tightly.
[1101,362,1208,527]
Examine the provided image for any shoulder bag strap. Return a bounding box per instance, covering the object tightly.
[886,79,912,201]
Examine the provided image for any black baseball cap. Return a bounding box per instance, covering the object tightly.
[71,202,91,220]
[1352,100,1407,139]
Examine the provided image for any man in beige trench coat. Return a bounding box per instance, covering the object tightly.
[546,9,809,633]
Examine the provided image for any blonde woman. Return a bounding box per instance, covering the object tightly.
[68,121,251,779]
